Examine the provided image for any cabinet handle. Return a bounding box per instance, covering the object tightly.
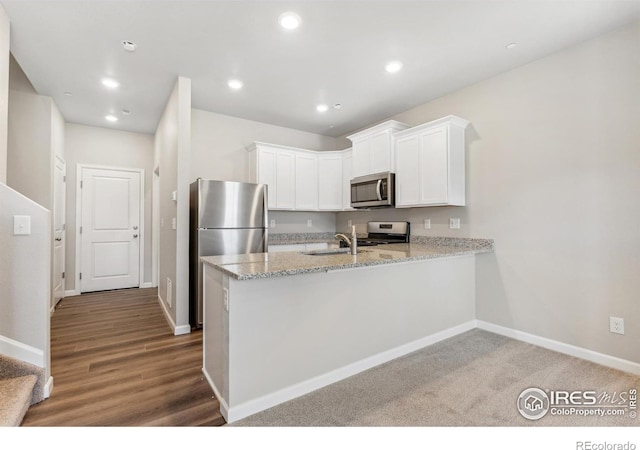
[55,237,62,242]
[133,234,139,238]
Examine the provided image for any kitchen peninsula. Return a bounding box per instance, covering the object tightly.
[201,237,493,423]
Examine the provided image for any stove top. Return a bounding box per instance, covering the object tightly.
[339,221,410,248]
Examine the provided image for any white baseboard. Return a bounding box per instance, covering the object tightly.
[0,335,45,367]
[64,289,80,297]
[202,368,230,420]
[476,320,640,376]
[156,295,191,336]
[222,320,477,423]
[140,282,153,289]
[44,376,54,398]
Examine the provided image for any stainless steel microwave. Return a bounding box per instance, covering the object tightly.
[350,172,395,208]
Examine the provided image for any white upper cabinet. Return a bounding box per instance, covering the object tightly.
[295,151,319,211]
[347,120,410,178]
[318,152,343,211]
[248,142,351,212]
[248,142,295,210]
[394,115,470,208]
[341,149,353,211]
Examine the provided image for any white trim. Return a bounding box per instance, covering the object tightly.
[44,376,54,399]
[221,320,476,423]
[0,335,45,367]
[202,368,230,420]
[140,282,153,289]
[157,295,191,336]
[76,164,145,293]
[476,320,640,376]
[64,289,80,297]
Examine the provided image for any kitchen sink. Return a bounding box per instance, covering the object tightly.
[301,248,350,256]
[301,248,369,256]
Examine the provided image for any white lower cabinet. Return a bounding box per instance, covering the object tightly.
[395,115,470,207]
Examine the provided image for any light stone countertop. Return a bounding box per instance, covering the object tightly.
[202,238,494,281]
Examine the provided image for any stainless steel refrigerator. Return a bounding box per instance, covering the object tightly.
[189,179,268,328]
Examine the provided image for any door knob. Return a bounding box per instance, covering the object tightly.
[133,234,139,238]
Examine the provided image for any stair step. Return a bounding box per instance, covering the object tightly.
[0,375,38,427]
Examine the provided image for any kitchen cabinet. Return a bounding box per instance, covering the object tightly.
[394,115,470,207]
[249,142,352,212]
[295,151,319,210]
[318,152,343,210]
[248,142,295,210]
[346,120,410,178]
[341,149,353,210]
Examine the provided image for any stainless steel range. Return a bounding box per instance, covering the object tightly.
[340,221,410,248]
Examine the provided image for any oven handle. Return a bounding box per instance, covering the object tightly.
[376,179,383,201]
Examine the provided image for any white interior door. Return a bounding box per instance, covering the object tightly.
[80,167,141,293]
[53,156,66,307]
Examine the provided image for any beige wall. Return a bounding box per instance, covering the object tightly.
[0,5,9,183]
[191,108,339,232]
[337,21,640,363]
[64,123,155,292]
[155,77,191,332]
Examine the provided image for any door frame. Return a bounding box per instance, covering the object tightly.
[75,164,145,294]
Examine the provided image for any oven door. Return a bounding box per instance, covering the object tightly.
[350,172,395,208]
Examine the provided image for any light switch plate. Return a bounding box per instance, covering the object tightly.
[172,217,177,230]
[424,219,431,229]
[307,219,313,227]
[449,218,461,229]
[13,215,31,235]
[171,191,177,201]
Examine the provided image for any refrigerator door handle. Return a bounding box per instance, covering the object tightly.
[263,184,269,252]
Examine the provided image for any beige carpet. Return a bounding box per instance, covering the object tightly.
[229,329,640,426]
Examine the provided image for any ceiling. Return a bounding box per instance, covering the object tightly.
[2,0,640,138]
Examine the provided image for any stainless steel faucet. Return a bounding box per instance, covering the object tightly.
[335,226,358,255]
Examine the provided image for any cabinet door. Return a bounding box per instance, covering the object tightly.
[369,131,392,174]
[276,151,295,209]
[395,134,420,207]
[351,139,370,178]
[419,126,449,205]
[318,154,343,210]
[342,150,353,210]
[294,153,318,210]
[257,148,277,209]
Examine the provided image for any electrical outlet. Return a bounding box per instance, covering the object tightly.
[223,288,229,312]
[347,220,352,228]
[172,217,177,230]
[424,219,431,229]
[610,316,624,335]
[449,218,461,229]
[270,219,276,228]
[307,219,313,227]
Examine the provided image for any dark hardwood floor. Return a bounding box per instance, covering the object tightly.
[22,287,226,426]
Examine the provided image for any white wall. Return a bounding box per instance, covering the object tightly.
[0,5,9,183]
[337,21,640,364]
[155,77,191,333]
[0,184,50,375]
[64,123,154,292]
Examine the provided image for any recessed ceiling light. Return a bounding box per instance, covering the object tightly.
[385,61,403,73]
[333,103,342,110]
[279,12,301,30]
[121,109,131,116]
[122,40,137,52]
[102,78,119,89]
[63,91,73,97]
[316,104,328,113]
[105,115,118,122]
[506,42,517,50]
[228,79,243,90]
